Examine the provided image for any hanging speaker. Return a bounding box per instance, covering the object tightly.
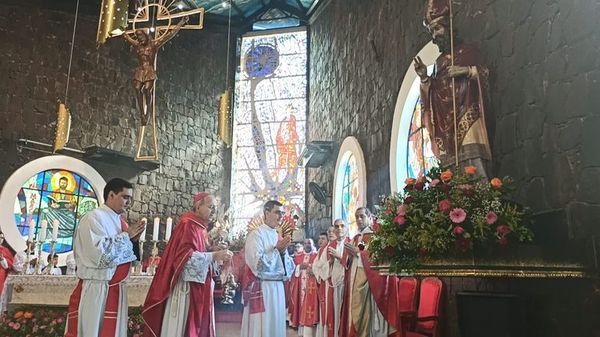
[53,102,71,153]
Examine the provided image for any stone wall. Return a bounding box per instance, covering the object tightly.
[0,1,232,236]
[308,0,430,231]
[308,0,600,254]
[307,0,600,335]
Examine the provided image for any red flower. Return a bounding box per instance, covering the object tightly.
[439,184,451,192]
[430,179,440,187]
[414,181,425,191]
[450,208,467,224]
[438,199,452,213]
[394,215,406,226]
[452,226,465,236]
[496,225,511,236]
[384,208,393,216]
[418,248,428,257]
[396,204,407,216]
[404,196,414,204]
[486,211,498,225]
[405,178,416,185]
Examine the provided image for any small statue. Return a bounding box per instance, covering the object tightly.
[414,0,492,176]
[221,273,238,305]
[123,17,189,125]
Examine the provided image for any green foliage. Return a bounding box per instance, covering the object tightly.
[369,166,533,273]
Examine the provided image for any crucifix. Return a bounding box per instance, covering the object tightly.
[98,0,205,161]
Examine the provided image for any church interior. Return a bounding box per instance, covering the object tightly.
[1,0,599,336]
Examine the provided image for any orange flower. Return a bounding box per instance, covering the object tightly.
[23,312,33,319]
[405,178,416,185]
[14,311,23,319]
[490,178,503,189]
[464,166,477,175]
[440,170,453,182]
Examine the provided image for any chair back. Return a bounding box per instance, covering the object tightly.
[398,277,418,312]
[415,277,443,335]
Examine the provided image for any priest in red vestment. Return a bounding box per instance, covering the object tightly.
[341,207,402,337]
[313,227,335,337]
[143,192,233,337]
[289,239,319,336]
[0,232,14,302]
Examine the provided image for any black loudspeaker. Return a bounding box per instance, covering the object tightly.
[457,292,524,337]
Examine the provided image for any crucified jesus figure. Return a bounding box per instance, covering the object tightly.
[123,16,188,126]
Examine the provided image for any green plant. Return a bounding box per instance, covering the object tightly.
[368,166,534,273]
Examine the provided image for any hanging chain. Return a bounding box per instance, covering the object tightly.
[64,0,80,106]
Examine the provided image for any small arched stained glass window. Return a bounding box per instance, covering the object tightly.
[14,169,99,254]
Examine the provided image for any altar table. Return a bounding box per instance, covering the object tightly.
[5,274,154,307]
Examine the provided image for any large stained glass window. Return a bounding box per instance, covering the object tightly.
[14,169,99,254]
[230,28,307,232]
[406,96,438,178]
[341,154,359,235]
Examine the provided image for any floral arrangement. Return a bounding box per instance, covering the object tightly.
[0,306,146,337]
[0,308,66,337]
[368,166,534,272]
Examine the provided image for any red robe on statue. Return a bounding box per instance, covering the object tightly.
[143,211,214,337]
[341,233,402,337]
[0,246,14,298]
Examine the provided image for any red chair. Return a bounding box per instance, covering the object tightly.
[402,277,443,337]
[398,277,419,331]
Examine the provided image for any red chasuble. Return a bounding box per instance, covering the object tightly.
[65,218,131,337]
[143,212,214,337]
[343,233,402,337]
[299,252,319,326]
[0,246,14,298]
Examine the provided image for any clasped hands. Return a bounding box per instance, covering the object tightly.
[275,235,291,253]
[126,218,147,242]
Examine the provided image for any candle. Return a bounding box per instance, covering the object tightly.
[52,219,59,241]
[28,220,36,241]
[165,217,173,241]
[152,217,160,241]
[140,217,147,242]
[40,220,48,242]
